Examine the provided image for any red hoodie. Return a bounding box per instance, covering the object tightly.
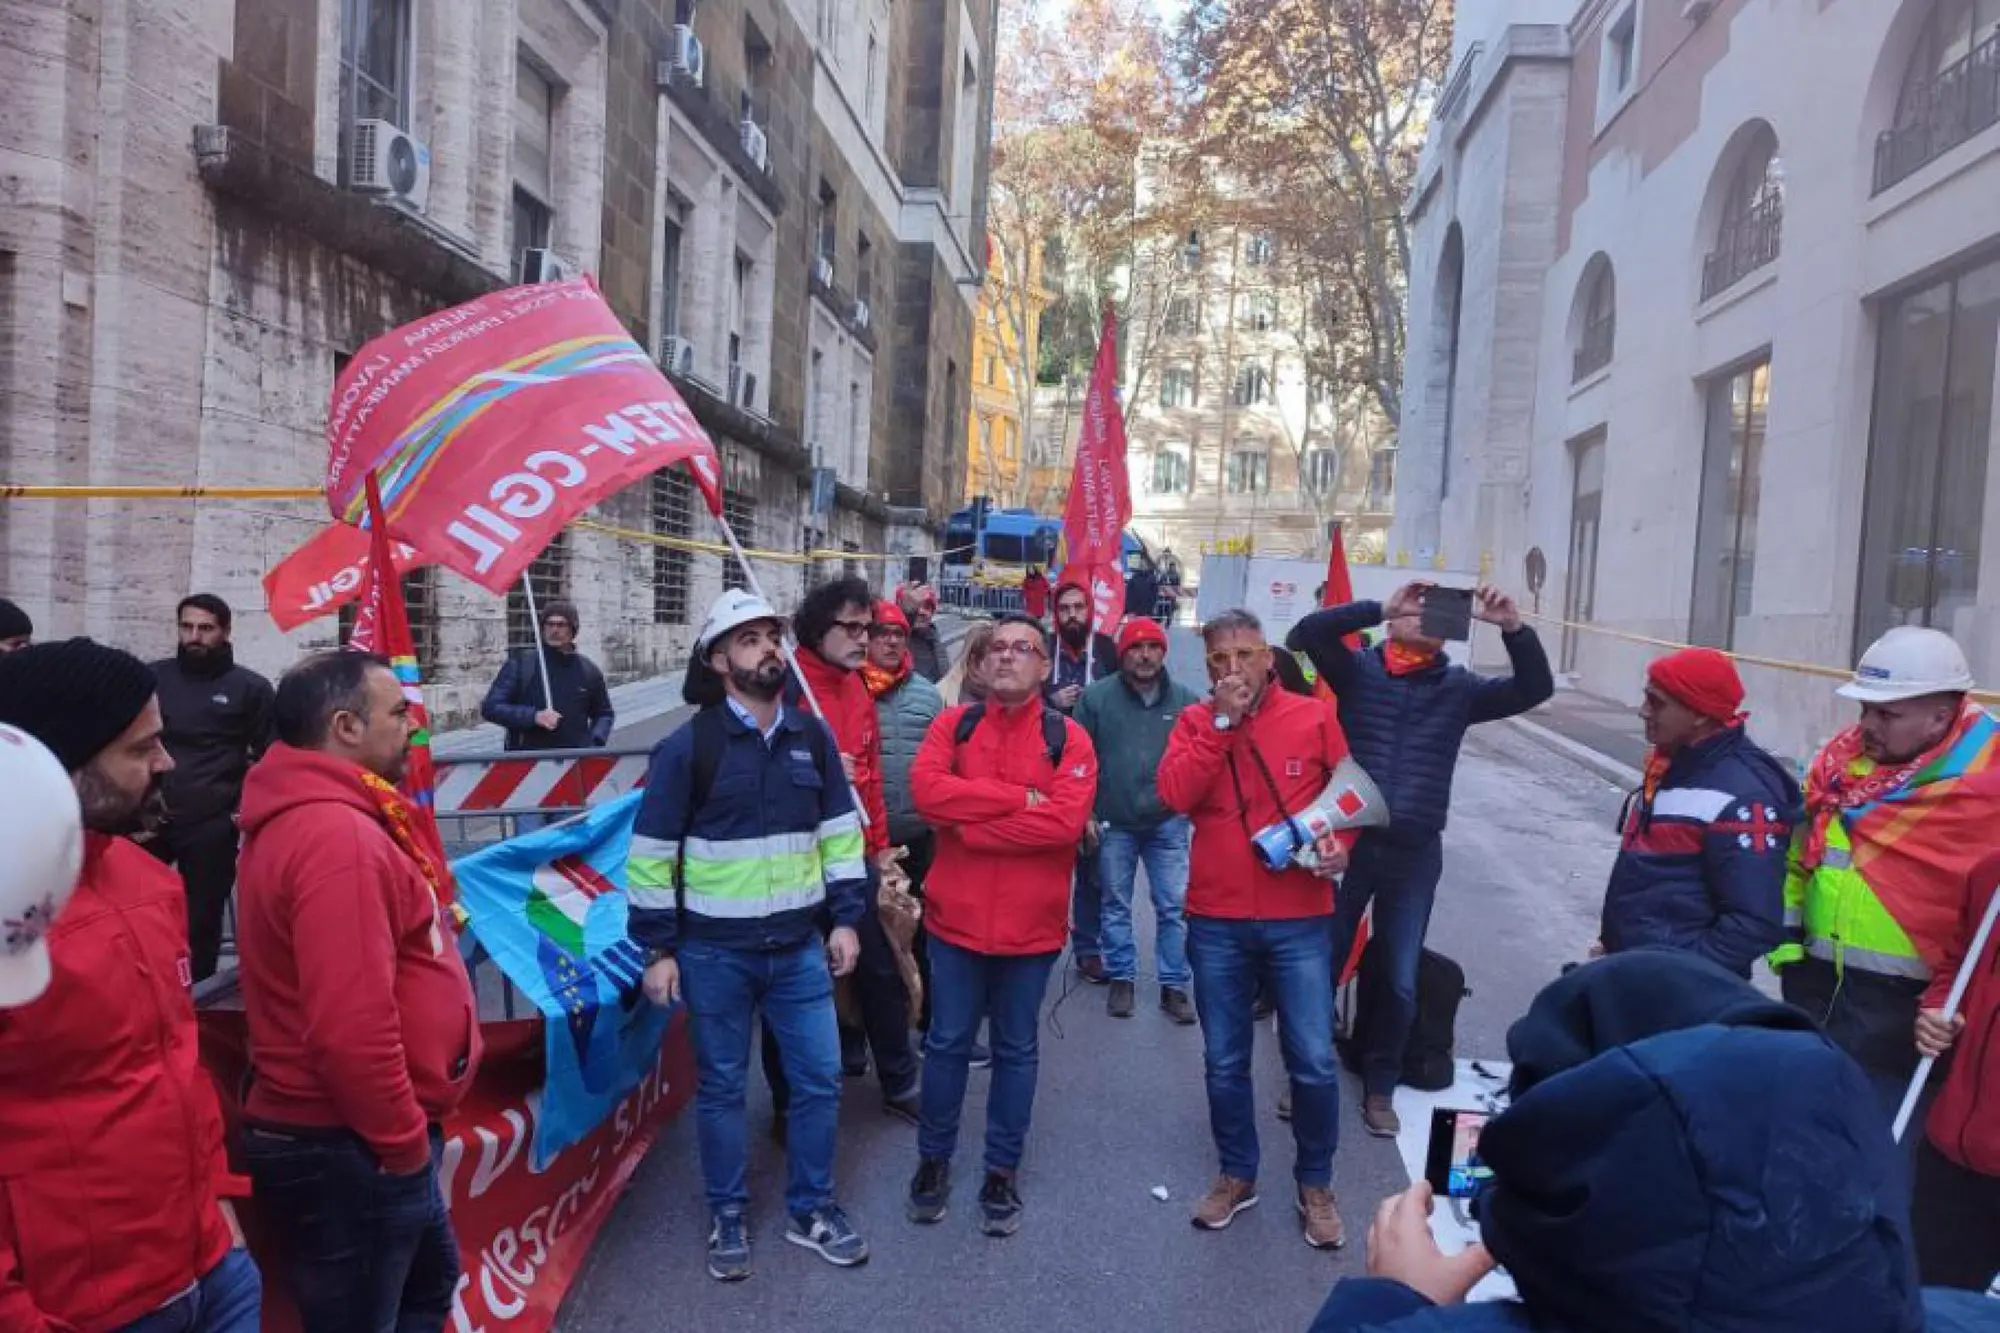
[1924,850,2000,1176]
[0,835,242,1333]
[794,646,891,854]
[1157,685,1354,920]
[235,744,480,1174]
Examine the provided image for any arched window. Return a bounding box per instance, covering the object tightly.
[1875,0,2000,191]
[1572,257,1616,380]
[1702,125,1783,299]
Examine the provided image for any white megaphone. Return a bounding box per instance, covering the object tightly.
[1250,755,1391,873]
[0,724,84,1007]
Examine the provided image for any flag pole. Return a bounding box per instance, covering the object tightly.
[518,572,559,717]
[1893,878,2000,1141]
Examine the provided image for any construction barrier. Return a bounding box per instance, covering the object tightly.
[434,745,652,819]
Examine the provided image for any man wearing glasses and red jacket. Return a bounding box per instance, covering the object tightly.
[1159,608,1354,1252]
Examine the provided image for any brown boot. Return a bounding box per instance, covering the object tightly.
[1298,1184,1346,1250]
[1161,986,1197,1026]
[1190,1175,1259,1231]
[1362,1094,1401,1138]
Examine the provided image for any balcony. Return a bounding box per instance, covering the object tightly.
[1700,194,1783,301]
[1874,30,2000,195]
[1572,315,1614,381]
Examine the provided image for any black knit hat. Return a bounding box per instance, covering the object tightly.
[0,598,30,642]
[0,638,159,773]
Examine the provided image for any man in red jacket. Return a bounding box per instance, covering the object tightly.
[904,613,1098,1238]
[0,639,262,1332]
[234,651,481,1333]
[1159,608,1353,1251]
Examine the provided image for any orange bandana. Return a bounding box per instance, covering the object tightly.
[1383,641,1440,677]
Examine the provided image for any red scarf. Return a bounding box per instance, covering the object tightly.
[1798,706,1973,873]
[860,655,911,700]
[359,768,464,931]
[1383,641,1440,677]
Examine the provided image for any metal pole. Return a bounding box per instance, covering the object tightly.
[1893,878,2000,1142]
[518,572,558,714]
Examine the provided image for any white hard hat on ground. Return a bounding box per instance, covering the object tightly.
[1837,626,1976,704]
[696,589,785,657]
[0,724,84,1008]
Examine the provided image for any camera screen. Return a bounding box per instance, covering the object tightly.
[1424,1107,1491,1200]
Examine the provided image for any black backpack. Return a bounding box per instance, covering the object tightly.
[1338,940,1469,1093]
[952,701,1067,767]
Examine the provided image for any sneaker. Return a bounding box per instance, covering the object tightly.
[978,1170,1025,1237]
[1077,955,1108,985]
[706,1210,752,1282]
[1161,986,1197,1026]
[883,1089,921,1128]
[1363,1094,1401,1138]
[907,1156,951,1224]
[785,1203,869,1267]
[1277,1087,1293,1121]
[969,1042,993,1069]
[1298,1185,1347,1250]
[1107,979,1136,1018]
[1190,1174,1259,1230]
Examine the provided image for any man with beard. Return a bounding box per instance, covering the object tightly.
[149,593,275,980]
[629,591,871,1280]
[234,652,481,1332]
[1047,579,1119,982]
[0,639,263,1332]
[896,582,950,682]
[480,598,614,753]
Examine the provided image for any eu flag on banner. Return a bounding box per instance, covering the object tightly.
[451,792,670,1166]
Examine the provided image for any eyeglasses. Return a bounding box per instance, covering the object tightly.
[871,626,908,640]
[1205,646,1269,671]
[832,619,873,637]
[988,640,1045,660]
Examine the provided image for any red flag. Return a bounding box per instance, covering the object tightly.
[263,520,434,631]
[349,472,453,898]
[1322,522,1362,646]
[324,278,723,592]
[1059,310,1133,629]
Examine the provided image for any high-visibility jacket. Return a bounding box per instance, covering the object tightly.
[1769,815,1929,982]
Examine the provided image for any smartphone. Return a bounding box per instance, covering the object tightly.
[1420,586,1474,641]
[1424,1106,1492,1200]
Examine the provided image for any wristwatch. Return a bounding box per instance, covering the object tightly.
[1213,712,1234,733]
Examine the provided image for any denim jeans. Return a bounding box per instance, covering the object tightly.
[919,933,1059,1172]
[1186,914,1340,1187]
[1097,818,1191,989]
[242,1125,455,1333]
[113,1249,262,1333]
[679,937,842,1217]
[1326,829,1445,1097]
[763,885,918,1109]
[1070,847,1103,963]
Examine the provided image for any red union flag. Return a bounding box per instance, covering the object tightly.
[1060,310,1132,628]
[263,520,433,631]
[324,278,723,592]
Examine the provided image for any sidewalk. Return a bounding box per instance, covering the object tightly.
[1507,684,1646,789]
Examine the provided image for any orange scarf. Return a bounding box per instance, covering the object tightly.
[359,769,465,932]
[860,657,911,700]
[1383,641,1440,677]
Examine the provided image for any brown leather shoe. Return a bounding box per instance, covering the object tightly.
[1161,986,1197,1026]
[1077,955,1108,985]
[1190,1175,1259,1231]
[1107,980,1136,1018]
[1298,1185,1346,1250]
[1363,1094,1401,1138]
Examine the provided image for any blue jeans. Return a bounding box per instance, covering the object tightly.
[1071,848,1102,963]
[114,1249,261,1333]
[919,933,1059,1172]
[1097,819,1191,988]
[1326,829,1444,1097]
[241,1125,455,1333]
[1186,914,1341,1187]
[679,937,841,1217]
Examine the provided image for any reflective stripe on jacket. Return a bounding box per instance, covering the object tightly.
[1770,816,1929,982]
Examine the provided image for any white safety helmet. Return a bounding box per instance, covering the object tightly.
[696,588,785,657]
[1837,626,1976,704]
[0,724,84,1008]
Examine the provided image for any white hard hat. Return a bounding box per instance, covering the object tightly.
[696,588,785,656]
[0,724,84,1008]
[1837,626,1976,704]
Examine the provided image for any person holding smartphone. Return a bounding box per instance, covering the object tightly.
[1287,581,1553,1138]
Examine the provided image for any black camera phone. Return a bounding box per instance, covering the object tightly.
[1424,1106,1491,1200]
[1420,586,1475,642]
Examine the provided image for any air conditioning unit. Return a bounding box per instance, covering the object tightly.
[658,334,696,376]
[852,300,870,331]
[519,248,571,284]
[349,119,432,211]
[739,372,758,410]
[740,119,769,172]
[812,255,834,288]
[657,25,704,86]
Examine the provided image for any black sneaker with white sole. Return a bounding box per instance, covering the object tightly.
[706,1209,752,1282]
[978,1171,1024,1237]
[907,1155,951,1223]
[785,1203,869,1267]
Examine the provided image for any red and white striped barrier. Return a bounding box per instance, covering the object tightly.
[434,746,650,816]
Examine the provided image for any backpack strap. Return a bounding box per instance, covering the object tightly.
[953,701,988,744]
[953,700,1064,769]
[679,707,731,905]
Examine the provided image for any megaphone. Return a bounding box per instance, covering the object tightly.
[1250,755,1390,873]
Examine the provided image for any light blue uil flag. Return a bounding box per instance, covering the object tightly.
[451,792,671,1166]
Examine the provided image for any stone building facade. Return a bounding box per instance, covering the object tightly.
[0,0,993,727]
[1399,0,2000,761]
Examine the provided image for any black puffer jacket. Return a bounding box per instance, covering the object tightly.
[1287,601,1553,833]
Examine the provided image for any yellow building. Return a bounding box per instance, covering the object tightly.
[965,234,1054,507]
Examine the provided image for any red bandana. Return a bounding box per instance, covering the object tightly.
[1383,642,1440,677]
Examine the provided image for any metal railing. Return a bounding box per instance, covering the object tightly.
[938,579,1026,615]
[1701,194,1783,301]
[1874,30,2000,195]
[1572,316,1615,381]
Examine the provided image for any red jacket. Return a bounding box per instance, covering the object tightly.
[1022,574,1051,619]
[911,698,1098,955]
[1158,687,1353,920]
[236,744,481,1174]
[1924,850,2000,1176]
[0,835,242,1333]
[795,647,890,855]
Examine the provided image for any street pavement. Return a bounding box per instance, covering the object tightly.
[558,625,1627,1332]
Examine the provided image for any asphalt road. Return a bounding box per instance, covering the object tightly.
[559,627,1626,1333]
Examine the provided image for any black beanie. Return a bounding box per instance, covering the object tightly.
[0,638,159,773]
[0,598,30,642]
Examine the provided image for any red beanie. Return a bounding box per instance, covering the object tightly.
[1117,617,1167,657]
[1647,648,1746,724]
[871,600,910,633]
